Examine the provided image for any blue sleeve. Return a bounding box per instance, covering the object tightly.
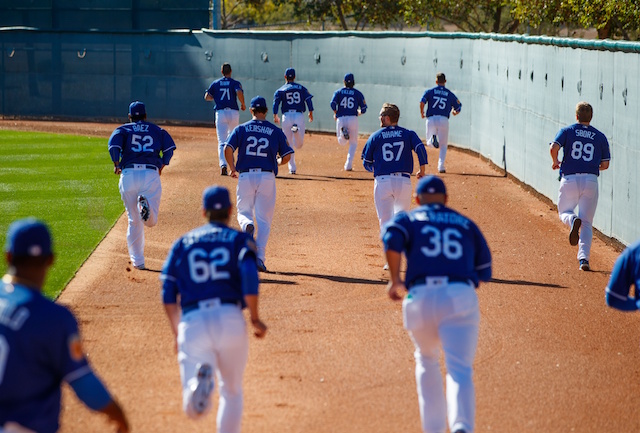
[601,135,611,161]
[473,224,492,282]
[412,132,428,165]
[382,227,405,253]
[69,371,112,411]
[272,91,281,114]
[451,92,462,112]
[552,127,566,147]
[605,292,638,311]
[605,247,636,302]
[226,127,240,151]
[359,93,367,114]
[420,89,430,104]
[107,129,124,163]
[160,240,181,304]
[363,161,374,172]
[162,149,174,166]
[305,90,314,111]
[240,257,259,296]
[330,92,338,111]
[206,81,215,96]
[161,129,177,153]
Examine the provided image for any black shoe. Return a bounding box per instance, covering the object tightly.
[579,259,590,271]
[341,127,350,140]
[245,223,255,237]
[221,166,228,176]
[291,124,298,133]
[138,195,150,222]
[569,217,581,246]
[432,134,440,149]
[257,258,267,272]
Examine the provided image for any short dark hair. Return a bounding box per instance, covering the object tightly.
[381,103,400,123]
[576,102,593,123]
[221,63,232,75]
[130,114,146,122]
[251,106,268,115]
[10,254,51,267]
[436,73,446,84]
[206,208,230,222]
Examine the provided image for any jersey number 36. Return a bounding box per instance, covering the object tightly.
[421,226,463,260]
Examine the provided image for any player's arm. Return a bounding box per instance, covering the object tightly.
[69,373,129,433]
[451,96,462,115]
[272,92,281,123]
[605,250,638,311]
[414,135,428,178]
[237,88,246,111]
[600,160,610,171]
[224,145,238,178]
[108,130,124,174]
[549,142,561,170]
[359,95,367,115]
[306,94,314,122]
[382,223,408,301]
[474,226,493,286]
[239,247,267,338]
[419,101,426,119]
[204,91,214,101]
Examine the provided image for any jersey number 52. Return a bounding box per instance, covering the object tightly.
[421,226,463,260]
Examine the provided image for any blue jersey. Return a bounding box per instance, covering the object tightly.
[361,126,428,176]
[161,222,258,308]
[225,119,294,176]
[383,204,492,288]
[330,87,367,117]
[420,85,462,118]
[606,239,640,302]
[108,120,177,169]
[273,82,314,114]
[206,77,243,111]
[552,123,611,176]
[0,281,91,433]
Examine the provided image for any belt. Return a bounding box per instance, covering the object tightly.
[123,163,158,171]
[377,172,410,179]
[408,276,473,289]
[182,298,241,314]
[285,110,301,113]
[239,168,273,173]
[218,107,237,111]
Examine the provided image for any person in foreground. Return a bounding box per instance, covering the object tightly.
[605,239,640,311]
[382,176,492,433]
[0,218,129,433]
[161,185,267,433]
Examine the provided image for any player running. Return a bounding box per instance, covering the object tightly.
[330,72,367,171]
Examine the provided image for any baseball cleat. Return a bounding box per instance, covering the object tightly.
[579,259,590,271]
[244,223,255,237]
[341,127,350,140]
[344,167,353,172]
[383,263,389,270]
[569,217,582,246]
[438,168,446,173]
[432,134,440,149]
[289,170,296,175]
[256,258,267,272]
[191,363,213,415]
[134,264,146,270]
[138,195,150,222]
[291,124,298,133]
[221,166,228,176]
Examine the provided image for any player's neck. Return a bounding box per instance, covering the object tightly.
[2,273,43,291]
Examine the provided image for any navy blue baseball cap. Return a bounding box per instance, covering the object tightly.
[344,73,354,84]
[129,101,146,117]
[203,185,232,211]
[5,218,53,257]
[250,96,267,109]
[416,175,447,195]
[285,68,296,78]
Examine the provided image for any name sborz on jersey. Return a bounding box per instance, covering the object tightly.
[132,124,149,132]
[244,124,274,135]
[381,130,403,139]
[575,129,595,140]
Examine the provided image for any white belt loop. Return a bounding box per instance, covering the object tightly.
[199,298,222,309]
[249,168,262,172]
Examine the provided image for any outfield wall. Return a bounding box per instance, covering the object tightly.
[1,28,638,246]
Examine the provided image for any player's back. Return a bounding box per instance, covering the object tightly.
[556,123,610,176]
[0,282,85,432]
[275,83,310,112]
[210,77,241,110]
[332,87,365,117]
[393,203,491,286]
[422,86,460,118]
[165,223,251,307]
[363,126,420,176]
[109,121,170,167]
[228,119,291,174]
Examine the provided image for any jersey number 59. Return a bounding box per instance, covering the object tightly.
[421,226,463,260]
[188,247,230,283]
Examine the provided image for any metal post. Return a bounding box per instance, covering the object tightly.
[212,0,221,30]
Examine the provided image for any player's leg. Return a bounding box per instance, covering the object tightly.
[214,306,249,433]
[406,288,447,433]
[439,283,480,433]
[119,170,146,267]
[392,177,413,215]
[253,173,277,263]
[344,117,359,171]
[437,119,450,173]
[235,175,257,231]
[178,310,217,419]
[215,111,229,169]
[336,117,348,146]
[140,170,162,227]
[281,114,298,173]
[557,176,580,227]
[576,175,599,261]
[426,117,438,147]
[374,177,395,233]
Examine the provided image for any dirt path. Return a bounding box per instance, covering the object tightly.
[2,120,638,432]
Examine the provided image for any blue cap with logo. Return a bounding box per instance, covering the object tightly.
[129,101,146,117]
[416,175,447,195]
[250,96,267,109]
[344,73,354,84]
[5,218,53,257]
[285,68,296,79]
[203,185,232,211]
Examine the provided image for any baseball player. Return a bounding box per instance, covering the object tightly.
[205,63,246,176]
[330,72,367,171]
[272,68,314,174]
[224,96,294,272]
[362,103,428,235]
[161,185,267,432]
[108,101,176,270]
[550,101,610,271]
[0,218,129,433]
[383,176,492,433]
[605,239,640,311]
[419,73,462,173]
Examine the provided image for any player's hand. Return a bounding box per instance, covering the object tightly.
[251,319,267,338]
[452,110,460,116]
[387,281,406,301]
[416,171,425,179]
[420,112,425,119]
[158,165,164,176]
[241,104,246,111]
[308,112,314,122]
[229,169,239,178]
[552,161,560,170]
[274,115,280,124]
[114,166,122,175]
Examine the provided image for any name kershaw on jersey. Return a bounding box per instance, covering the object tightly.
[244,124,275,135]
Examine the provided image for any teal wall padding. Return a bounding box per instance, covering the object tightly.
[1,28,638,245]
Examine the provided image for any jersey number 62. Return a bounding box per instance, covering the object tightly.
[188,247,230,283]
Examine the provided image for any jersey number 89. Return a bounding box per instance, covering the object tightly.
[420,226,463,260]
[570,141,594,161]
[188,247,230,283]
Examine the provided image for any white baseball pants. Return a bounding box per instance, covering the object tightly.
[373,175,412,233]
[118,167,161,267]
[426,115,450,172]
[178,300,249,433]
[557,173,599,260]
[236,171,276,262]
[336,115,359,170]
[281,111,305,172]
[216,109,240,168]
[403,280,480,433]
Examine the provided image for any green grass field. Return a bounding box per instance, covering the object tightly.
[0,130,123,299]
